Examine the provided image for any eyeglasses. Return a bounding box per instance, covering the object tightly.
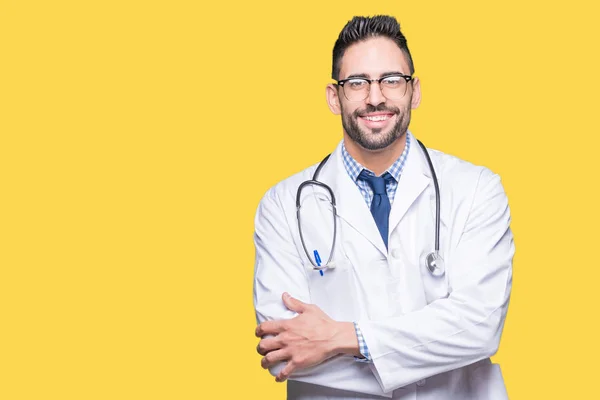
[336,74,413,102]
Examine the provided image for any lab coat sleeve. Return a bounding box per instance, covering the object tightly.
[253,187,311,323]
[253,187,388,396]
[358,169,514,393]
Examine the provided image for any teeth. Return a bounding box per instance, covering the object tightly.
[364,115,390,121]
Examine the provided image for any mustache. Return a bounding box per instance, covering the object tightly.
[353,104,400,117]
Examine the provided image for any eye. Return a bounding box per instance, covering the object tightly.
[381,76,403,88]
[347,79,368,90]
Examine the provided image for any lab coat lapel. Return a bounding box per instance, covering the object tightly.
[318,142,388,257]
[388,133,431,236]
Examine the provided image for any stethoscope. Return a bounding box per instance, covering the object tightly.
[296,139,445,277]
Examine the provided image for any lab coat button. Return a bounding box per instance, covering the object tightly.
[391,248,401,259]
[416,379,426,387]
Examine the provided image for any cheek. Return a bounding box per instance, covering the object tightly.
[338,102,353,118]
[340,101,364,117]
[392,101,412,116]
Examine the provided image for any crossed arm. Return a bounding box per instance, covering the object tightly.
[253,170,514,393]
[252,189,382,394]
[255,292,361,382]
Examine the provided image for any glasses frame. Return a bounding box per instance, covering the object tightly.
[335,74,413,102]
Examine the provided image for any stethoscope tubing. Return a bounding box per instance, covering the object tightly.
[296,139,441,273]
[416,139,440,253]
[296,175,337,270]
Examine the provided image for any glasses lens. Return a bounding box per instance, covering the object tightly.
[342,77,410,101]
[381,76,408,100]
[343,79,369,101]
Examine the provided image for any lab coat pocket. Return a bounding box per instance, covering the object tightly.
[307,259,358,322]
[469,362,508,400]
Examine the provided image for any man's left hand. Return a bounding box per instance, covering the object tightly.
[255,292,358,382]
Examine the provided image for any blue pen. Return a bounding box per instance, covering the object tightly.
[313,250,324,276]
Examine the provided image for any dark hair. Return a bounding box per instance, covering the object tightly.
[332,15,415,80]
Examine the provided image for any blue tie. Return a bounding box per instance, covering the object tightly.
[359,170,394,249]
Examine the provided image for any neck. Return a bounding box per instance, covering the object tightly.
[343,133,407,176]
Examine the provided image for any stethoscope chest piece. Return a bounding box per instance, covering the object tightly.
[425,251,445,277]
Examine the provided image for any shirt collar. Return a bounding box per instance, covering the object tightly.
[342,132,411,182]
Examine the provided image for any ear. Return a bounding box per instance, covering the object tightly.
[326,84,342,115]
[410,76,422,109]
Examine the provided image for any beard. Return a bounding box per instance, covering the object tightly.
[341,103,411,151]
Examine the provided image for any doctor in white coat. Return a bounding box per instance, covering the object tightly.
[253,15,514,399]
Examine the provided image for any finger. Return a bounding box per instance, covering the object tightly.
[276,360,295,382]
[256,336,282,356]
[282,292,307,314]
[255,320,285,337]
[261,349,289,369]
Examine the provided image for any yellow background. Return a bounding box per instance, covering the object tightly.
[1,0,599,398]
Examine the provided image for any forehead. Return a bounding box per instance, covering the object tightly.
[338,37,411,78]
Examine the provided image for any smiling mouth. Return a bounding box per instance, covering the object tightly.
[358,112,396,125]
[361,114,393,122]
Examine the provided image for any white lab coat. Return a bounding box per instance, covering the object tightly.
[253,132,514,399]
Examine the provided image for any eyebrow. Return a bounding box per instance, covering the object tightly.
[345,71,407,80]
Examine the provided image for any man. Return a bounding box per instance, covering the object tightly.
[253,15,514,399]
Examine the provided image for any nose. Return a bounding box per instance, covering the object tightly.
[366,81,386,106]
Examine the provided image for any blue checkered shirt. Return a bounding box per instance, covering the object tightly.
[342,133,411,207]
[343,133,411,362]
